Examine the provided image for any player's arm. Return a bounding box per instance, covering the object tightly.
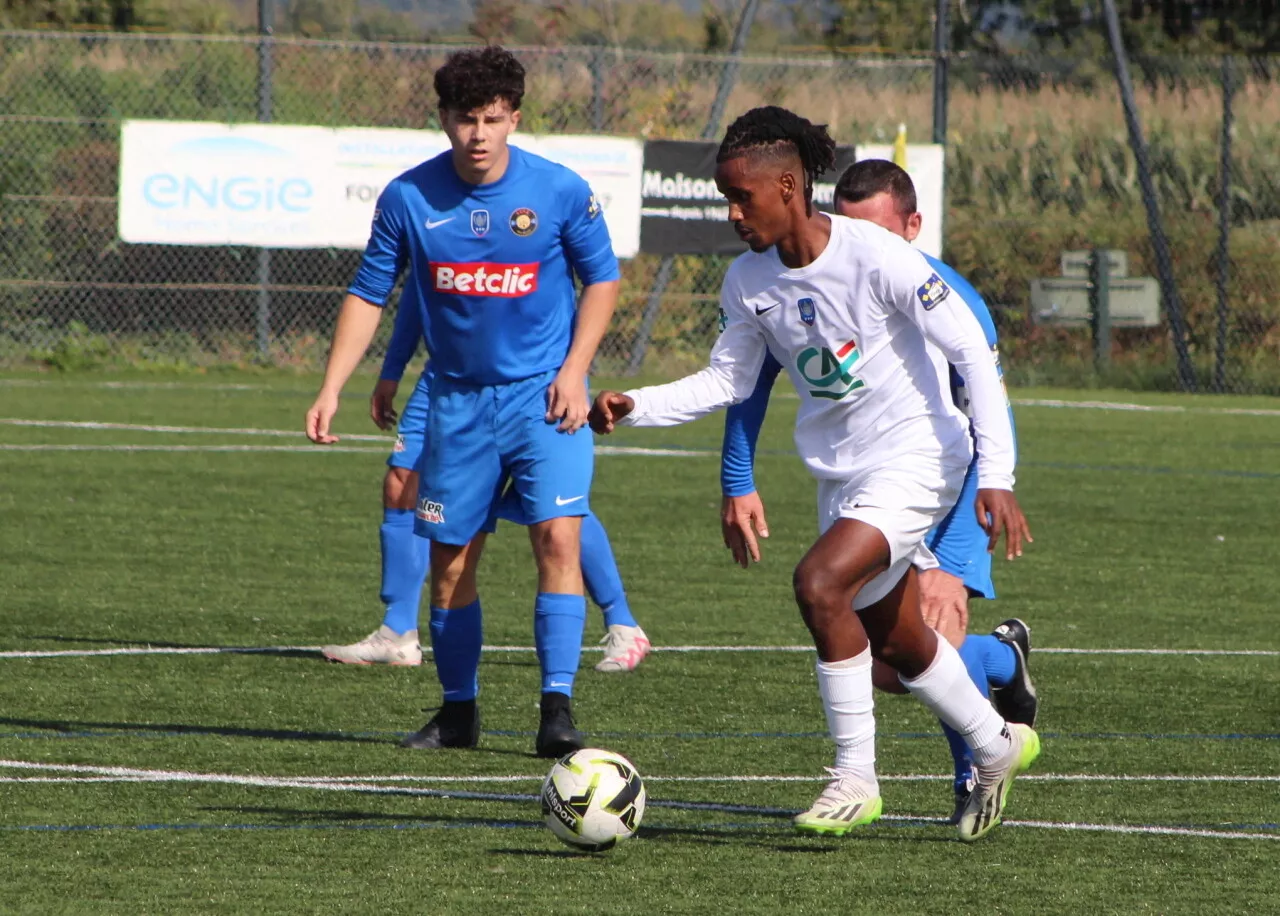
[306,183,408,444]
[590,281,767,432]
[720,352,783,567]
[549,179,622,433]
[878,243,1030,559]
[371,291,423,430]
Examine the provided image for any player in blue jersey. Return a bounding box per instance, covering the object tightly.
[718,159,1039,822]
[318,283,651,672]
[305,46,622,758]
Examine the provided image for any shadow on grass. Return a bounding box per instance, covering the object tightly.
[0,715,388,745]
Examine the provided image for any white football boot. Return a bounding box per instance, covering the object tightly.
[594,624,651,673]
[321,626,422,666]
[793,770,883,836]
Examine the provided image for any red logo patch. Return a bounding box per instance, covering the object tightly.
[429,262,539,297]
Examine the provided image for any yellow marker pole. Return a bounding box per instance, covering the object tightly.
[893,123,908,169]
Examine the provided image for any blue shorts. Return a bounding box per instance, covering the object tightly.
[416,369,593,545]
[925,457,995,600]
[387,370,432,472]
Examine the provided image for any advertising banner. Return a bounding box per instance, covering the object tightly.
[638,140,857,256]
[638,140,944,258]
[119,121,643,257]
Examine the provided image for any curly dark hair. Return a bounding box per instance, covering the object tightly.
[434,45,526,114]
[717,106,837,213]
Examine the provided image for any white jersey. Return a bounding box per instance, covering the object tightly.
[622,215,1017,490]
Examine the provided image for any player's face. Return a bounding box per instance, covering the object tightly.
[835,191,922,242]
[714,156,794,253]
[440,99,521,183]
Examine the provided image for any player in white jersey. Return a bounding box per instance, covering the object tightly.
[590,107,1038,841]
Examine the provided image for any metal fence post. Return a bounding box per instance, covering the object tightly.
[932,0,949,146]
[1100,0,1196,391]
[590,47,605,133]
[1091,248,1111,371]
[256,0,275,360]
[625,0,761,376]
[1214,54,1234,393]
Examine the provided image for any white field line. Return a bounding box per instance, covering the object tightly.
[298,773,1280,785]
[0,418,391,441]
[0,644,1276,660]
[1,761,1275,841]
[1011,398,1280,418]
[0,445,389,453]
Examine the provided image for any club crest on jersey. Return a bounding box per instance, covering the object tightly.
[416,497,445,525]
[587,193,601,219]
[917,273,951,310]
[509,207,538,237]
[471,209,490,237]
[797,297,816,326]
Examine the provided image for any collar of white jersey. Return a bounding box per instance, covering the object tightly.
[767,213,842,280]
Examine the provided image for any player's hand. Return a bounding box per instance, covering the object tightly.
[306,390,341,444]
[976,488,1033,560]
[589,391,634,434]
[721,491,770,568]
[546,370,590,433]
[370,379,399,430]
[918,568,968,649]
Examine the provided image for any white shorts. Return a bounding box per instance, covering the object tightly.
[816,453,966,611]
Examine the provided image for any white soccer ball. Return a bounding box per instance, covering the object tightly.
[540,748,646,852]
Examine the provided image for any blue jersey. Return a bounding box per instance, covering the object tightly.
[720,253,1014,596]
[349,147,619,386]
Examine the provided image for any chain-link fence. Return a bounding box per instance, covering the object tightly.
[1,30,1277,390]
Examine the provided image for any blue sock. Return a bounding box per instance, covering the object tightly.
[579,512,637,629]
[379,508,428,635]
[428,600,482,702]
[939,638,996,786]
[534,593,587,696]
[968,634,1018,688]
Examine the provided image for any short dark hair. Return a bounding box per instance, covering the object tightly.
[717,106,837,214]
[833,160,917,216]
[434,45,525,114]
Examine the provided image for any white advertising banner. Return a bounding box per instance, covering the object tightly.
[119,121,644,257]
[853,144,945,259]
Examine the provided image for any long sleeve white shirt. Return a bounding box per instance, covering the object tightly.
[622,215,1017,490]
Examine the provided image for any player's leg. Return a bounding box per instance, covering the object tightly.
[322,376,431,666]
[789,496,895,835]
[860,570,1039,841]
[528,515,589,757]
[501,370,594,758]
[400,535,488,749]
[580,511,650,673]
[402,380,502,750]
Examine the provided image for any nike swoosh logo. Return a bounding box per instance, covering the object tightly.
[425,217,454,230]
[555,495,585,506]
[754,303,779,316]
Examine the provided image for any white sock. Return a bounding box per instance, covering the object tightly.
[816,649,878,791]
[899,639,1012,768]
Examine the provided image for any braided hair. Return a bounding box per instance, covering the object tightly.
[716,106,837,214]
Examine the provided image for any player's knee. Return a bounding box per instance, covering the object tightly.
[530,520,580,572]
[383,467,417,509]
[792,561,843,625]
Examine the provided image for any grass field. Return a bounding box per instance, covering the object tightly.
[1,369,1278,915]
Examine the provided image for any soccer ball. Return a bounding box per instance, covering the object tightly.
[540,748,646,852]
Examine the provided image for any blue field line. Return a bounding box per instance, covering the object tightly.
[3,728,1279,743]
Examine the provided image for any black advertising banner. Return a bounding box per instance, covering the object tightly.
[639,140,858,255]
